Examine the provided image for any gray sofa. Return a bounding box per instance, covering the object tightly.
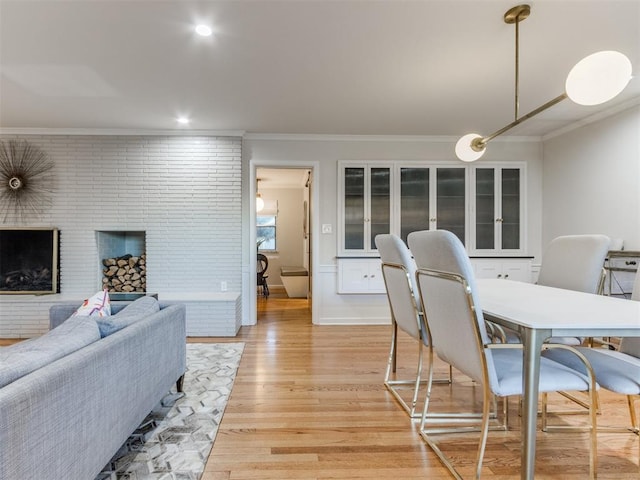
[0,297,186,480]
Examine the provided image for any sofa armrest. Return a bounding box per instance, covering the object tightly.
[49,305,79,330]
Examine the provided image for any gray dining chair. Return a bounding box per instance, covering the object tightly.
[542,270,640,468]
[408,229,598,479]
[375,234,451,418]
[537,234,610,345]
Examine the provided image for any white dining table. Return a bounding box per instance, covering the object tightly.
[476,278,640,480]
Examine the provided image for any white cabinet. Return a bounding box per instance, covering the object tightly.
[337,259,386,293]
[472,258,532,283]
[340,165,392,255]
[396,165,467,246]
[470,165,526,255]
[339,162,468,255]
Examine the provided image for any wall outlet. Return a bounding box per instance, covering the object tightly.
[220,281,227,292]
[322,224,332,234]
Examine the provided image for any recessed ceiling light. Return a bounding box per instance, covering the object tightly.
[195,24,212,37]
[176,116,190,125]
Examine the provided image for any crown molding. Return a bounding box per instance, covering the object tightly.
[243,133,540,142]
[542,95,640,142]
[0,128,246,137]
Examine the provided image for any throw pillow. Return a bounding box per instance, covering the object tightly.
[73,289,111,317]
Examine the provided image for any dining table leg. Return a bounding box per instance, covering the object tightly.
[520,327,549,480]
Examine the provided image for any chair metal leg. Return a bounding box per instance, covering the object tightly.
[384,321,452,419]
[418,350,504,480]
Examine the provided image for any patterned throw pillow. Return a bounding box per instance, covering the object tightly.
[73,289,111,317]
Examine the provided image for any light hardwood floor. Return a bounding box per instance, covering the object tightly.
[192,293,639,480]
[1,294,636,478]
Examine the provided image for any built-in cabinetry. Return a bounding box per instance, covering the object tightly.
[337,258,385,294]
[337,160,529,293]
[342,165,392,253]
[471,258,532,283]
[338,161,525,256]
[339,162,469,255]
[470,166,525,255]
[338,257,532,293]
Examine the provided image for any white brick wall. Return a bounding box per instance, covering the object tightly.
[0,134,242,337]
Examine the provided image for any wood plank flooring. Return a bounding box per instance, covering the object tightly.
[192,294,639,479]
[1,293,637,478]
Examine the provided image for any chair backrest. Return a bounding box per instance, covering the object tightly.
[408,230,496,388]
[537,234,610,294]
[257,254,268,275]
[375,234,422,341]
[619,269,640,358]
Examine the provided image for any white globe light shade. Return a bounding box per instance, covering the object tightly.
[256,195,264,212]
[566,51,632,106]
[455,133,486,162]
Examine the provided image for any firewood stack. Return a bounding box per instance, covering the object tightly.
[102,253,146,293]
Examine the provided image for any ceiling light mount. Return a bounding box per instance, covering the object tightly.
[455,4,632,162]
[503,4,530,24]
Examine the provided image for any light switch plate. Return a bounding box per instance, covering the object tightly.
[322,224,332,234]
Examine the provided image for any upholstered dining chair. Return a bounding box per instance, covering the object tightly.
[375,234,451,418]
[542,270,640,468]
[408,229,598,479]
[537,234,610,345]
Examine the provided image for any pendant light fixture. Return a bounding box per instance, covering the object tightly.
[455,4,632,162]
[256,178,264,212]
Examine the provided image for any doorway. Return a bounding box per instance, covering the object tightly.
[255,167,313,320]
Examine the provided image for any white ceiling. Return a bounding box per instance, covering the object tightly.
[1,0,638,137]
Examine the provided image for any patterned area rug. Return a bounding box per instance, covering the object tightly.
[96,342,244,480]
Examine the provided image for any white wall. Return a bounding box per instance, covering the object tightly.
[259,185,306,287]
[244,135,544,325]
[0,134,243,337]
[542,105,640,250]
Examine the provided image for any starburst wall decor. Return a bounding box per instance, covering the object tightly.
[0,139,55,223]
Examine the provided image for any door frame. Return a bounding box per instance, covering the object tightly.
[249,160,320,325]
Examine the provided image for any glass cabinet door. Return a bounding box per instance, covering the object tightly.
[471,166,522,253]
[369,167,391,250]
[501,168,520,250]
[341,165,391,253]
[436,168,466,245]
[475,168,495,249]
[399,167,430,243]
[344,167,365,250]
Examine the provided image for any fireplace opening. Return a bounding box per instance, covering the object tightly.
[0,228,59,294]
[96,231,146,293]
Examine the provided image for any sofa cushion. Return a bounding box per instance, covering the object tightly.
[0,316,101,388]
[72,289,111,317]
[95,296,160,337]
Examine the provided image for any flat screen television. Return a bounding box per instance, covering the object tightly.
[0,228,59,294]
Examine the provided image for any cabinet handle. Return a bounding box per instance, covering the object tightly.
[496,218,503,223]
[430,218,437,222]
[504,274,509,278]
[363,274,368,278]
[370,274,375,278]
[497,274,502,278]
[626,260,637,266]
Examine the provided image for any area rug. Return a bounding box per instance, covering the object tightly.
[96,342,244,480]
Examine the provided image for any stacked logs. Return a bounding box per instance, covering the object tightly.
[102,253,146,293]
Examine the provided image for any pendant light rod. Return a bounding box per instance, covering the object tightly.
[505,4,530,121]
[474,92,567,150]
